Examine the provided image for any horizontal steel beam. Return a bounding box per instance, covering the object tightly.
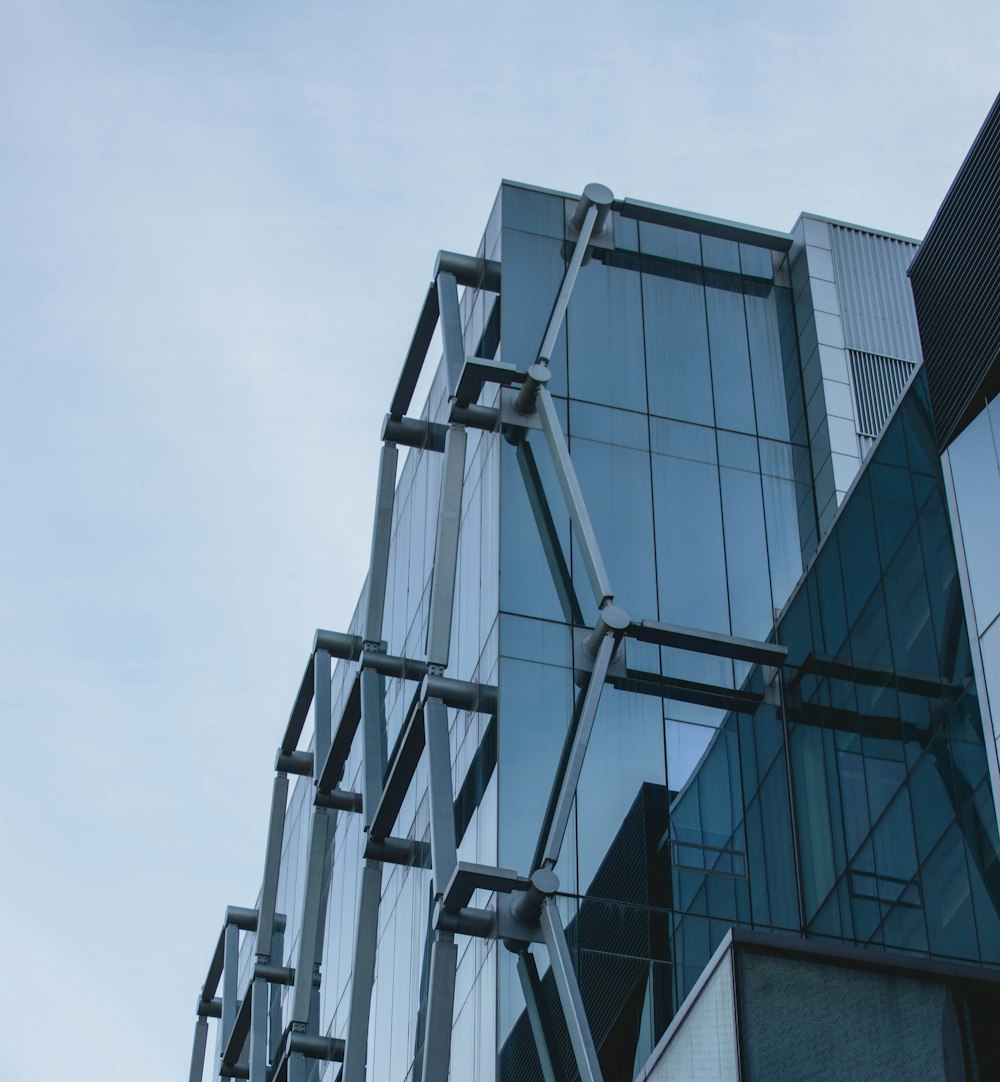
[363,835,431,866]
[288,1033,346,1062]
[313,629,365,659]
[275,749,312,775]
[381,414,449,451]
[449,402,500,430]
[455,356,522,407]
[441,861,525,913]
[314,788,363,812]
[628,619,788,666]
[434,250,502,292]
[360,649,430,681]
[421,673,498,714]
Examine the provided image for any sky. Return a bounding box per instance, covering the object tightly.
[0,1,996,1078]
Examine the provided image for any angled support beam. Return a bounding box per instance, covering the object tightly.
[535,387,614,608]
[629,619,788,667]
[437,271,465,396]
[359,666,388,824]
[189,1018,209,1082]
[540,900,604,1082]
[341,858,384,1082]
[223,980,253,1069]
[290,807,335,1026]
[538,200,599,366]
[369,699,425,842]
[424,698,458,896]
[536,626,620,871]
[517,950,562,1082]
[389,283,439,420]
[317,671,362,793]
[280,656,315,758]
[426,424,468,668]
[419,933,459,1082]
[364,442,399,645]
[313,649,331,781]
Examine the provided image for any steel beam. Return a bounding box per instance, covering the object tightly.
[381,414,449,452]
[280,656,315,757]
[364,442,399,645]
[419,934,458,1082]
[437,271,465,396]
[369,699,425,842]
[313,648,331,782]
[517,951,561,1082]
[535,387,614,608]
[540,901,603,1082]
[341,859,383,1082]
[537,632,615,871]
[317,671,362,793]
[220,923,240,1075]
[537,202,598,366]
[389,283,439,420]
[426,424,467,668]
[189,1018,209,1082]
[629,619,788,666]
[424,698,458,896]
[290,807,334,1026]
[359,667,388,826]
[434,250,502,292]
[455,356,522,407]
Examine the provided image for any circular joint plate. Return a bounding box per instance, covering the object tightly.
[599,604,630,632]
[530,868,560,896]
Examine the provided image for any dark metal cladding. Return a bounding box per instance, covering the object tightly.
[909,92,1000,451]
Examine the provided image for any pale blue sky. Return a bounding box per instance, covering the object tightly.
[0,1,996,1078]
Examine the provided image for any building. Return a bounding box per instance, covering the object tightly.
[189,95,1000,1082]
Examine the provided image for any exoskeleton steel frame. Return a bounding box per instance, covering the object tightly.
[189,184,788,1082]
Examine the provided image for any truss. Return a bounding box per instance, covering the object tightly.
[189,183,787,1082]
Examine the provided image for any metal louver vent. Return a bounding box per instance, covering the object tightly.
[849,350,917,448]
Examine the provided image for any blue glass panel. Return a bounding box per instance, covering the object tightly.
[501,184,565,238]
[745,284,793,441]
[701,235,740,274]
[651,453,729,633]
[704,274,756,434]
[638,220,701,265]
[642,266,714,426]
[720,466,773,639]
[567,253,647,411]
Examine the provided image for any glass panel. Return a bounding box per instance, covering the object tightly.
[642,266,714,427]
[705,274,756,434]
[567,253,648,412]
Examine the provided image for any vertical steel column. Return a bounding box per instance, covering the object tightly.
[342,666,390,1082]
[290,806,334,1026]
[420,934,459,1082]
[219,923,240,1080]
[437,272,465,396]
[364,442,399,646]
[189,1018,209,1082]
[535,387,613,609]
[517,951,561,1082]
[426,424,468,669]
[255,772,289,962]
[248,977,267,1082]
[539,902,604,1082]
[342,859,384,1082]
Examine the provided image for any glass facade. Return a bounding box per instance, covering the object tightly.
[193,180,1000,1082]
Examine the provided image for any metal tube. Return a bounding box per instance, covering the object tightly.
[537,203,597,365]
[381,415,448,451]
[434,250,502,292]
[569,182,614,235]
[581,605,630,659]
[449,402,499,430]
[510,868,559,926]
[538,634,614,870]
[540,902,604,1082]
[312,629,364,660]
[517,951,561,1082]
[536,386,614,608]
